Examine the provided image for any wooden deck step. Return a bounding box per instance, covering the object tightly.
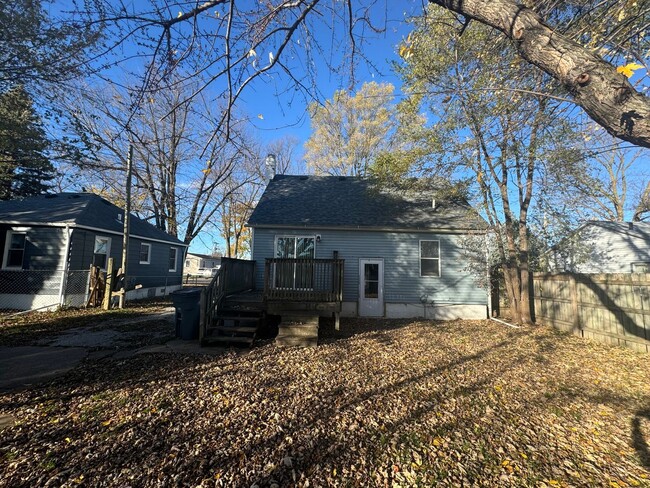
[217,315,261,322]
[209,325,258,334]
[202,335,254,346]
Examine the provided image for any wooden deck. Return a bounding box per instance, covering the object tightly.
[200,256,345,346]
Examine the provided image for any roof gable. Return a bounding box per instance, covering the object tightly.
[248,175,487,231]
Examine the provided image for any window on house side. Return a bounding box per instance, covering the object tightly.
[4,232,27,268]
[169,248,178,272]
[420,240,440,277]
[93,236,110,269]
[139,243,151,264]
[185,259,190,267]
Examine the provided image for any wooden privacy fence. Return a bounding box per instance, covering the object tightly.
[533,272,650,353]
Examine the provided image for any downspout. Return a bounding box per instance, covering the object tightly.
[58,224,72,307]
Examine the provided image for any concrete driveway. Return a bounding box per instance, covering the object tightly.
[0,309,225,391]
[0,346,88,391]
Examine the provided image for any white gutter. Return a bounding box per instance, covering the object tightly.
[57,224,72,307]
[248,224,487,235]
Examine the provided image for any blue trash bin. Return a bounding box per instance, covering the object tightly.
[171,288,202,340]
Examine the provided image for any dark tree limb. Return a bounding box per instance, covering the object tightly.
[429,0,650,148]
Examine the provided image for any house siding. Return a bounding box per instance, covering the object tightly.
[251,227,487,306]
[549,224,650,273]
[68,229,183,288]
[0,225,67,270]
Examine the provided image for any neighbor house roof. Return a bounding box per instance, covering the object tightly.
[247,175,487,231]
[0,193,186,246]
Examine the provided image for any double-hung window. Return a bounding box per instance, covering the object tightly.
[93,236,111,269]
[3,231,27,269]
[169,247,178,272]
[420,240,440,277]
[139,243,151,264]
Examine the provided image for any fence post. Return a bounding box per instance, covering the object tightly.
[570,273,581,335]
[102,258,114,310]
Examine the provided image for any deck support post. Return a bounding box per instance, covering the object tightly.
[334,311,340,331]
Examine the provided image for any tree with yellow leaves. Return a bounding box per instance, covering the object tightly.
[304,82,398,177]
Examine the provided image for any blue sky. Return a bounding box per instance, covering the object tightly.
[46,2,649,255]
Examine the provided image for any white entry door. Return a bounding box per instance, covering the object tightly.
[359,259,384,317]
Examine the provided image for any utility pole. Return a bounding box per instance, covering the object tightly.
[119,144,133,309]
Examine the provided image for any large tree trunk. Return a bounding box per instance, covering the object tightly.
[429,0,650,148]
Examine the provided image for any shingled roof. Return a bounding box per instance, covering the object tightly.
[0,193,185,245]
[248,175,487,231]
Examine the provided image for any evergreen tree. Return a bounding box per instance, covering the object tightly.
[0,86,54,200]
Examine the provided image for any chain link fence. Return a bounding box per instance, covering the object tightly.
[0,270,183,313]
[0,269,90,312]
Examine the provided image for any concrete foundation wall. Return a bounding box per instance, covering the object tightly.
[340,301,486,320]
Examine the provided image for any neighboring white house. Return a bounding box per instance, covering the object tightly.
[184,252,221,277]
[544,221,650,273]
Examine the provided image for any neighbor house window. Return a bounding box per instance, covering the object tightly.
[3,231,27,269]
[420,240,440,277]
[139,243,151,264]
[93,236,111,269]
[632,262,650,273]
[169,247,178,272]
[185,259,190,267]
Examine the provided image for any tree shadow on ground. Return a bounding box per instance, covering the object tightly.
[633,408,650,469]
[318,317,460,343]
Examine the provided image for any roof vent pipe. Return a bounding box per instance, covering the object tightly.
[432,198,436,209]
[265,154,277,182]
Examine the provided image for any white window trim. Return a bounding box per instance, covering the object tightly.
[169,247,178,272]
[419,239,441,277]
[273,235,317,291]
[2,229,28,269]
[139,242,152,264]
[273,235,317,258]
[93,236,112,271]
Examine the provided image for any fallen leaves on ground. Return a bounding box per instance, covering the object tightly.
[1,319,649,487]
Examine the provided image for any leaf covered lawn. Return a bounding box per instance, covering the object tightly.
[1,319,649,487]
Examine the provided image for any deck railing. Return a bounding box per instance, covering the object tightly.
[200,257,255,342]
[263,258,344,302]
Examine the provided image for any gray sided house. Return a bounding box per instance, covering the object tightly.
[247,175,488,319]
[0,193,187,311]
[545,221,650,273]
